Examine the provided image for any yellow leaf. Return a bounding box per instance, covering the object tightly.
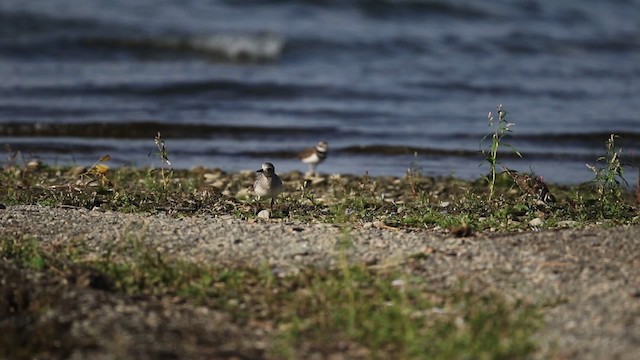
[99,154,111,162]
[92,164,109,174]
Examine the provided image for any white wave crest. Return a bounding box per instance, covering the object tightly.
[157,32,285,61]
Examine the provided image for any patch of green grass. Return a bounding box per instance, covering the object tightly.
[400,207,458,228]
[328,194,374,223]
[0,166,228,214]
[0,234,541,359]
[0,237,46,270]
[274,266,536,359]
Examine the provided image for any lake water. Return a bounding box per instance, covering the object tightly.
[1,0,640,185]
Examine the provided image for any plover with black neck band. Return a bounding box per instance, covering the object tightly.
[298,141,328,176]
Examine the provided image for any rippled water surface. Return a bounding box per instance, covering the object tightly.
[1,0,640,184]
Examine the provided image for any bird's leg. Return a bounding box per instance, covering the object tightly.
[270,197,275,211]
[254,196,261,214]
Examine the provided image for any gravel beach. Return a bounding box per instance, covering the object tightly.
[1,204,639,359]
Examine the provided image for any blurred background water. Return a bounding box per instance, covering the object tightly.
[1,0,639,185]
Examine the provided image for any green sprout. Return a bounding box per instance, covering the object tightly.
[481,105,522,201]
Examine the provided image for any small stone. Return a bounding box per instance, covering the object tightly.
[26,157,42,170]
[529,217,544,227]
[565,320,577,329]
[310,177,326,185]
[257,210,271,219]
[363,222,373,229]
[210,180,226,189]
[204,173,221,182]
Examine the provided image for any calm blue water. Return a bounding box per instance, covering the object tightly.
[1,0,640,185]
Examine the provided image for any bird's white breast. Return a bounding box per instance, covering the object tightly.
[301,152,321,164]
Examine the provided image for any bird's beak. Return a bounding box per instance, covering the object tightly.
[256,169,263,173]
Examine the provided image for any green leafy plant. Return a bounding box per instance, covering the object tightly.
[481,105,522,201]
[406,151,423,198]
[586,134,628,205]
[150,132,173,192]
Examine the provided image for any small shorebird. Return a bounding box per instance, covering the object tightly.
[504,168,556,204]
[253,162,283,209]
[298,141,328,176]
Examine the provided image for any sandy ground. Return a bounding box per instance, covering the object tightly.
[1,205,640,359]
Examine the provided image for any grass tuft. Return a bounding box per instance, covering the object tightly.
[481,105,522,202]
[585,134,631,218]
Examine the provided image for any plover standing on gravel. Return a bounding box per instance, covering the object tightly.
[253,162,283,209]
[298,141,328,176]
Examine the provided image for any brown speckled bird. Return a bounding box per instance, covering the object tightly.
[504,169,555,204]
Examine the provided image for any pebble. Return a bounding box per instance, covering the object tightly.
[372,220,386,229]
[309,177,327,185]
[257,210,271,219]
[529,217,544,227]
[203,172,223,182]
[210,180,226,189]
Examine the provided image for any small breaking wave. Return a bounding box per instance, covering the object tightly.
[81,32,285,62]
[0,12,284,63]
